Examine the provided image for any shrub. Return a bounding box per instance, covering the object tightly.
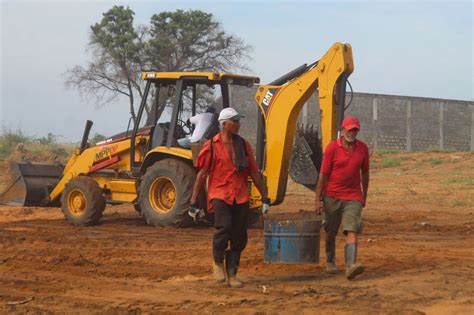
[445,178,474,185]
[424,147,455,153]
[423,158,443,165]
[380,157,401,168]
[50,146,70,158]
[36,132,57,145]
[90,133,107,146]
[450,199,467,207]
[375,149,402,155]
[0,128,31,157]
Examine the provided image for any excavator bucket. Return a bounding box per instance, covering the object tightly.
[0,161,64,207]
[290,125,323,190]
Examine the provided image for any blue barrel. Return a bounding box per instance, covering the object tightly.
[264,212,321,264]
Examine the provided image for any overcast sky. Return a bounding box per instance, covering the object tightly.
[1,0,473,141]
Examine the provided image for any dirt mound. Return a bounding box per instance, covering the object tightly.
[7,143,60,163]
[0,160,13,193]
[0,144,62,194]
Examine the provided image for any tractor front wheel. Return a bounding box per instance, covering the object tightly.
[61,176,106,226]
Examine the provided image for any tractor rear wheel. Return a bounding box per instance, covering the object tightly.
[139,159,195,227]
[133,203,141,214]
[61,176,106,226]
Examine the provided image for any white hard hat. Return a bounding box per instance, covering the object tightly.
[218,107,245,121]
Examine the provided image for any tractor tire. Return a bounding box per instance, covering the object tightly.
[61,176,106,227]
[139,159,196,227]
[133,203,141,214]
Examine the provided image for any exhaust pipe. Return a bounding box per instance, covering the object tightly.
[80,120,93,153]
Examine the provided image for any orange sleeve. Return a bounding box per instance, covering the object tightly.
[245,141,259,173]
[195,140,212,171]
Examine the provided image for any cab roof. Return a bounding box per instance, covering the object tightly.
[141,71,260,86]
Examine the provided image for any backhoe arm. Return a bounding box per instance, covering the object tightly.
[255,42,354,205]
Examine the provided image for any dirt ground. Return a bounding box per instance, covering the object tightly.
[0,152,473,314]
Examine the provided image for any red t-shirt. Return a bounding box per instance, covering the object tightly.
[196,134,258,209]
[320,138,369,203]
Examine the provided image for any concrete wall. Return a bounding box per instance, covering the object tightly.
[231,86,474,151]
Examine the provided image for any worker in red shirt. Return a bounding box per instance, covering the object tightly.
[314,116,370,280]
[190,107,269,288]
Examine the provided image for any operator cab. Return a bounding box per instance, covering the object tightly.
[129,72,260,171]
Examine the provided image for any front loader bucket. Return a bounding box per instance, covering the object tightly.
[0,161,64,207]
[290,125,323,190]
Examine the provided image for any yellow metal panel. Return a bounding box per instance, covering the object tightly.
[249,180,262,209]
[142,72,215,80]
[255,42,354,204]
[318,43,354,151]
[109,180,138,194]
[146,146,193,160]
[92,177,111,190]
[49,136,146,202]
[87,177,139,203]
[109,192,137,203]
[108,180,138,203]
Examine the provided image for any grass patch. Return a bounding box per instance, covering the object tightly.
[451,168,462,176]
[399,155,414,161]
[374,149,402,155]
[30,142,74,159]
[449,199,468,207]
[423,158,443,165]
[423,147,456,153]
[0,128,74,160]
[444,178,474,185]
[0,128,31,158]
[380,157,402,168]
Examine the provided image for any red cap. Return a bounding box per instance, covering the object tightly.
[341,116,360,130]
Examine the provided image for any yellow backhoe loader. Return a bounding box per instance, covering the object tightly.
[0,42,354,227]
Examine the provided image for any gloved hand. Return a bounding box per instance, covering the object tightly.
[261,197,270,215]
[188,202,205,223]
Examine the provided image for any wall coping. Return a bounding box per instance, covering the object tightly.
[352,92,474,105]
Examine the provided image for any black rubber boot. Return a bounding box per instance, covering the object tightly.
[225,250,242,288]
[325,236,338,274]
[345,243,364,280]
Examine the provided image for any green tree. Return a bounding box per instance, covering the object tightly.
[146,10,251,72]
[65,7,252,126]
[65,6,144,122]
[90,133,107,146]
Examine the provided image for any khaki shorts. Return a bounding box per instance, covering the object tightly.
[323,195,363,235]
